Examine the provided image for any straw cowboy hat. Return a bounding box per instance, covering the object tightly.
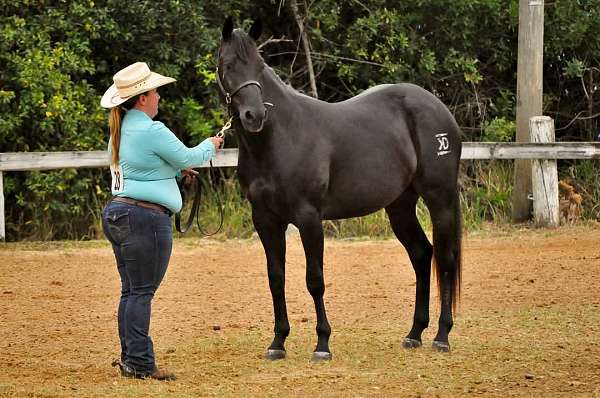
[100,62,176,108]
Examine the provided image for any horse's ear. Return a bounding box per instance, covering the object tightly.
[222,16,234,41]
[248,19,262,42]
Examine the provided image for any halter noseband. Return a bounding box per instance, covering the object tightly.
[216,66,262,105]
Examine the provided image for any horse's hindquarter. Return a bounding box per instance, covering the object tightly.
[319,84,461,219]
[389,84,463,189]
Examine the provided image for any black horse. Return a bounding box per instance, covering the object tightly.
[217,18,462,360]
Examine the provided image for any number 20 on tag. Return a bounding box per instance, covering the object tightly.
[110,163,124,193]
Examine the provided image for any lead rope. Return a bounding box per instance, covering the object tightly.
[196,160,225,236]
[175,116,232,235]
[175,161,225,236]
[201,116,235,235]
[183,101,234,235]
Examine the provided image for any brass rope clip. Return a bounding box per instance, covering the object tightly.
[216,117,233,139]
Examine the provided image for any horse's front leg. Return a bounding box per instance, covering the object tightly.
[296,205,332,361]
[252,208,289,360]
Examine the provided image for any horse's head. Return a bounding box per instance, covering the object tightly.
[218,17,267,133]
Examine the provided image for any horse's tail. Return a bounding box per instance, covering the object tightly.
[432,189,462,312]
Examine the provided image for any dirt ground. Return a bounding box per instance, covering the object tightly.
[0,224,599,397]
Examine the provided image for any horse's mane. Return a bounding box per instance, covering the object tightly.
[264,65,286,86]
[230,30,307,99]
[232,29,263,63]
[263,64,311,99]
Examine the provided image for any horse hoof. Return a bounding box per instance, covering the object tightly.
[402,338,423,349]
[432,341,450,352]
[265,349,286,360]
[311,351,332,362]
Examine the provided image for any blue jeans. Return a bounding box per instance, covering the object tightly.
[102,200,173,373]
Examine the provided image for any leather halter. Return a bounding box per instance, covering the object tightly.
[216,66,262,105]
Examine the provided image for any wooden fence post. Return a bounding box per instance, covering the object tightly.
[0,171,4,241]
[530,116,559,227]
[512,0,545,222]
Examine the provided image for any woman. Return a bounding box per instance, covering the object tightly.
[100,62,223,380]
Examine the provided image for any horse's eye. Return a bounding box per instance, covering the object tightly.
[225,63,233,71]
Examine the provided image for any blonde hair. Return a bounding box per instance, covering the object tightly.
[109,107,123,166]
[107,93,145,165]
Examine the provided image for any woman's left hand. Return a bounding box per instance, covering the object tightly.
[181,168,199,186]
[210,137,224,151]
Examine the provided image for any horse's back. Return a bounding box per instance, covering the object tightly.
[311,83,461,218]
[331,82,461,168]
[341,83,459,131]
[340,83,462,180]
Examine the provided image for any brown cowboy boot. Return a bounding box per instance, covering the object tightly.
[112,360,176,381]
[147,366,177,381]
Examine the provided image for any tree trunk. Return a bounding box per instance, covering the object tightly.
[289,0,318,98]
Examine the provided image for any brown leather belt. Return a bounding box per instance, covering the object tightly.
[112,196,171,215]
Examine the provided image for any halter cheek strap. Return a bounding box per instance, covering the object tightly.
[216,66,262,104]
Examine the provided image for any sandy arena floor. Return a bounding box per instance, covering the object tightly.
[0,224,599,397]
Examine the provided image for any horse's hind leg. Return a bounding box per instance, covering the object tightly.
[420,188,462,352]
[385,188,433,348]
[295,204,332,361]
[252,208,289,360]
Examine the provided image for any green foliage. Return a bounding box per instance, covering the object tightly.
[482,117,516,142]
[460,162,514,229]
[0,1,110,240]
[563,58,586,79]
[301,0,516,129]
[1,0,599,240]
[323,211,393,238]
[0,1,226,240]
[544,0,600,140]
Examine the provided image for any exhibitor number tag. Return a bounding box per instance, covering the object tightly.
[110,163,124,193]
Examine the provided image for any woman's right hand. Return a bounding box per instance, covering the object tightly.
[210,137,224,151]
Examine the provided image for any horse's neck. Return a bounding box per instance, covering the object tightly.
[261,66,294,111]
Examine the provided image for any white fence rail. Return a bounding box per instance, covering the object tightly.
[1,143,599,172]
[0,148,241,171]
[1,142,599,240]
[461,142,600,160]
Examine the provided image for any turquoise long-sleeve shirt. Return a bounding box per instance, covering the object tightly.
[109,109,216,213]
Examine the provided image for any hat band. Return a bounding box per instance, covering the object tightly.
[116,72,152,89]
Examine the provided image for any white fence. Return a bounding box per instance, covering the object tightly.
[1,141,599,241]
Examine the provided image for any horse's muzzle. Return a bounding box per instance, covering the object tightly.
[240,104,268,133]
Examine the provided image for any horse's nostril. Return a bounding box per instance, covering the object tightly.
[245,110,255,121]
